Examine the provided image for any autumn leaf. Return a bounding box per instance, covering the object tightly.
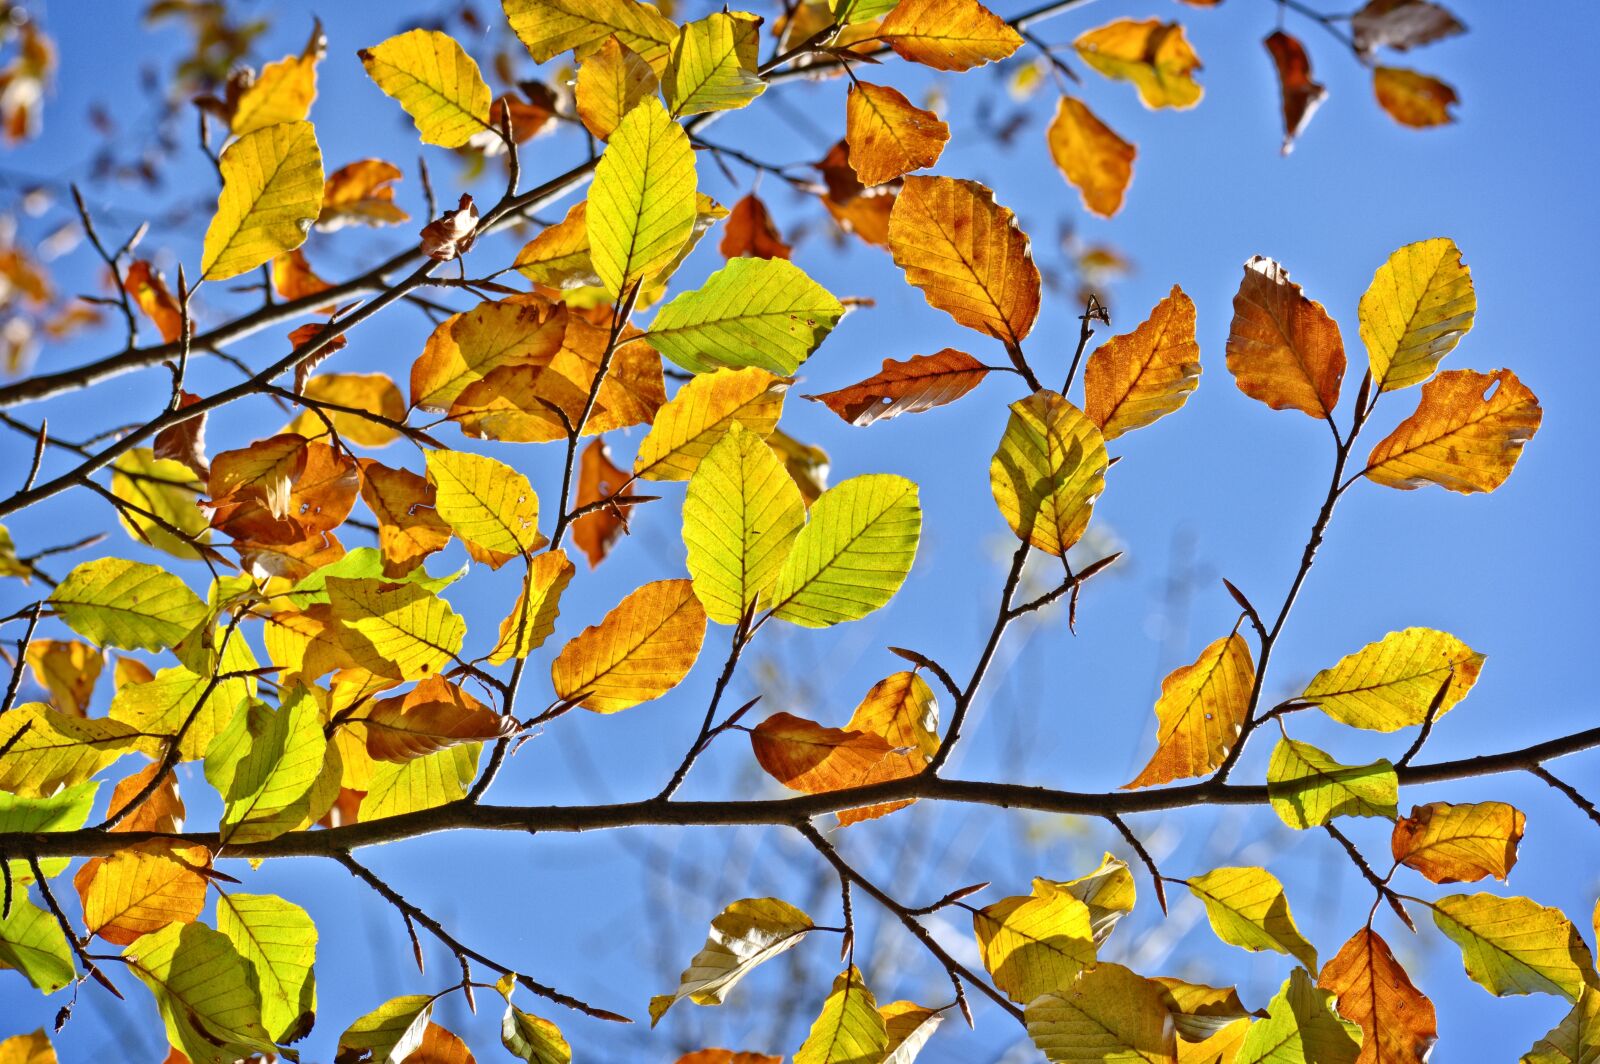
[973,881,1097,1004]
[806,349,989,427]
[634,367,790,481]
[880,1001,942,1064]
[1025,963,1178,1064]
[488,549,575,665]
[796,967,888,1064]
[0,1030,56,1064]
[1359,237,1475,392]
[204,686,332,845]
[990,390,1108,557]
[326,576,466,681]
[1267,738,1398,829]
[1125,634,1253,788]
[74,842,209,946]
[425,450,543,567]
[1083,285,1200,438]
[1364,368,1540,493]
[124,261,183,343]
[318,159,409,230]
[646,257,843,375]
[650,898,815,1025]
[502,1005,571,1063]
[1392,801,1525,884]
[551,579,707,713]
[503,0,679,74]
[1152,977,1254,1043]
[362,743,480,820]
[1302,626,1483,731]
[0,901,74,995]
[1352,1,1466,55]
[122,922,278,1064]
[1523,987,1600,1064]
[0,703,138,796]
[24,638,102,716]
[1074,19,1204,110]
[357,460,452,577]
[588,96,698,298]
[201,120,324,281]
[766,474,922,627]
[231,23,324,136]
[665,12,765,116]
[1373,67,1458,128]
[336,995,434,1064]
[360,677,516,762]
[720,193,792,260]
[215,892,317,1044]
[574,37,657,142]
[106,761,185,835]
[1431,893,1592,1001]
[51,557,206,652]
[109,639,260,762]
[286,373,406,447]
[877,0,1023,71]
[889,175,1040,344]
[358,29,492,148]
[1188,866,1319,970]
[1046,95,1135,219]
[846,82,948,188]
[750,711,896,795]
[1264,31,1326,153]
[1318,928,1438,1064]
[1226,255,1346,419]
[1237,968,1361,1064]
[411,296,569,412]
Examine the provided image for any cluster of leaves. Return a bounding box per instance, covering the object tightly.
[0,1,1588,1063]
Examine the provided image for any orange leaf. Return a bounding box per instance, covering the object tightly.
[107,761,186,835]
[1264,31,1326,153]
[73,842,209,946]
[878,0,1023,71]
[271,247,332,303]
[1362,368,1541,493]
[1391,801,1526,884]
[676,1052,782,1064]
[1373,67,1457,128]
[550,579,707,713]
[357,460,452,577]
[1318,928,1438,1064]
[1225,255,1346,419]
[361,677,516,763]
[1125,634,1253,789]
[1083,284,1200,439]
[845,82,949,188]
[804,349,988,427]
[1046,95,1135,218]
[814,140,896,248]
[572,439,634,568]
[751,711,897,796]
[319,159,409,230]
[123,261,184,343]
[720,193,792,260]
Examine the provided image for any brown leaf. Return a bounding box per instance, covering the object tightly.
[1046,95,1135,219]
[123,261,183,343]
[152,391,209,479]
[1352,0,1466,54]
[208,437,359,544]
[719,193,792,260]
[845,82,949,188]
[1373,67,1458,128]
[1264,31,1327,153]
[357,460,452,577]
[751,711,897,797]
[360,677,516,763]
[814,139,897,247]
[1083,284,1200,440]
[1318,928,1438,1064]
[318,158,409,231]
[420,193,479,261]
[805,349,988,426]
[1391,801,1525,883]
[288,322,348,393]
[572,439,634,568]
[1363,368,1541,493]
[1225,255,1346,419]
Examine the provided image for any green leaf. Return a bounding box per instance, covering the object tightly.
[216,892,318,1043]
[990,389,1108,557]
[360,743,480,820]
[587,95,697,298]
[204,687,332,846]
[284,548,463,609]
[1024,963,1178,1064]
[502,1005,572,1063]
[1522,987,1600,1064]
[109,636,260,762]
[326,577,466,681]
[358,29,492,148]
[0,897,75,994]
[425,450,543,567]
[647,258,844,375]
[50,558,206,652]
[766,474,922,628]
[834,0,901,23]
[650,897,815,1026]
[683,423,806,625]
[664,11,765,116]
[337,994,434,1063]
[795,966,888,1064]
[1188,866,1319,971]
[1432,893,1592,1001]
[123,922,277,1064]
[1266,738,1397,829]
[1235,968,1360,1064]
[200,120,324,281]
[0,781,97,884]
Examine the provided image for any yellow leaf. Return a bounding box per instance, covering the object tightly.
[683,423,806,625]
[503,1005,572,1063]
[1083,284,1200,439]
[110,448,209,561]
[973,881,1097,1004]
[358,29,491,148]
[74,843,209,946]
[23,638,102,716]
[326,577,466,681]
[650,898,815,1025]
[0,1031,55,1064]
[1363,368,1541,493]
[1074,19,1203,110]
[360,676,515,762]
[425,450,544,567]
[990,389,1108,557]
[550,579,707,713]
[1391,801,1526,884]
[1187,866,1318,971]
[1359,237,1475,392]
[665,12,765,116]
[0,703,138,797]
[412,295,569,412]
[1235,968,1360,1064]
[286,373,406,447]
[880,1001,942,1064]
[1046,95,1135,218]
[200,120,323,281]
[319,159,410,230]
[889,175,1040,344]
[1267,739,1397,829]
[489,549,576,665]
[362,743,479,819]
[587,95,698,298]
[1302,626,1483,731]
[1317,928,1437,1064]
[1024,963,1178,1063]
[1152,978,1254,1044]
[575,36,659,140]
[1432,893,1592,1000]
[878,0,1023,71]
[109,637,259,762]
[1373,67,1457,128]
[51,558,206,652]
[1040,852,1136,945]
[795,967,888,1064]
[503,0,679,74]
[634,367,790,481]
[232,24,324,136]
[847,672,940,761]
[1225,255,1345,419]
[647,257,844,375]
[845,82,948,188]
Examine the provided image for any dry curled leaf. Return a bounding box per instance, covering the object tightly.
[420,194,479,261]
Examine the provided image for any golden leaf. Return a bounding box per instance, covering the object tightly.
[503,0,679,74]
[877,0,1023,71]
[1359,237,1475,392]
[990,390,1108,557]
[1024,963,1179,1063]
[1125,634,1253,789]
[318,159,409,230]
[550,579,706,713]
[360,676,516,762]
[358,29,491,148]
[575,36,658,141]
[1187,866,1319,971]
[1083,284,1200,439]
[1074,19,1203,110]
[1374,67,1457,128]
[1391,801,1525,884]
[1363,368,1540,493]
[845,82,948,188]
[973,882,1097,1004]
[488,549,575,666]
[425,450,543,567]
[650,898,815,1025]
[634,367,790,481]
[74,843,210,946]
[1046,95,1135,218]
[1302,626,1484,731]
[1317,928,1438,1064]
[357,460,452,578]
[201,121,323,281]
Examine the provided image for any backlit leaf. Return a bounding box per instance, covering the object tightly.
[1391,801,1525,884]
[805,349,989,427]
[1432,893,1591,1001]
[1235,968,1360,1064]
[123,922,277,1064]
[336,994,434,1064]
[425,450,543,567]
[767,474,921,627]
[503,0,679,74]
[286,373,406,447]
[1267,738,1398,829]
[973,881,1097,1004]
[361,743,479,820]
[1083,284,1200,439]
[108,637,258,761]
[878,0,1023,71]
[1363,368,1541,493]
[634,367,790,481]
[488,549,576,665]
[846,82,948,188]
[795,967,887,1064]
[232,25,323,136]
[1,781,97,884]
[889,175,1040,344]
[588,96,697,298]
[23,639,102,717]
[990,389,1108,557]
[1373,67,1457,128]
[411,297,568,412]
[750,711,896,795]
[0,899,74,995]
[1043,853,1137,946]
[720,193,791,260]
[503,1005,571,1063]
[358,460,452,578]
[1302,626,1483,731]
[550,578,707,713]
[1359,237,1475,391]
[1317,928,1437,1064]
[1024,962,1178,1064]
[1188,866,1319,971]
[204,686,330,845]
[358,29,491,148]
[575,37,658,142]
[1523,987,1600,1064]
[1046,95,1135,218]
[650,898,815,1025]
[646,257,843,375]
[215,891,317,1043]
[881,1001,942,1064]
[1074,19,1204,110]
[0,703,138,796]
[1225,256,1345,419]
[1263,31,1326,153]
[124,261,183,343]
[51,558,205,652]
[326,576,466,681]
[665,12,764,116]
[201,120,323,281]
[361,677,515,762]
[74,843,209,946]
[111,448,210,560]
[318,159,409,230]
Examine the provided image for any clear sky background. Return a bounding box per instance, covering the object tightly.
[1,1,1597,1061]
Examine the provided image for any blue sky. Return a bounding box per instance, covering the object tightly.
[2,1,1597,1061]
